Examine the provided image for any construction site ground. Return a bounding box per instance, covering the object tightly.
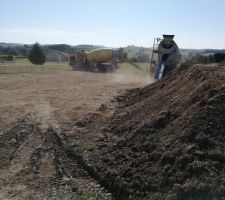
[1,63,225,200]
[0,68,147,200]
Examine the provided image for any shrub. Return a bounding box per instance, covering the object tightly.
[213,53,225,63]
[28,43,46,65]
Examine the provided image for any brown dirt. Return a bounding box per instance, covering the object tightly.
[75,64,225,200]
[0,71,147,199]
[0,71,146,132]
[1,64,225,200]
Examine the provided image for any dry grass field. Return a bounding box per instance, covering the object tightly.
[0,60,149,132]
[0,60,150,199]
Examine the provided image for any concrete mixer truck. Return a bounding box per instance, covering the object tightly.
[69,48,118,72]
[150,34,180,80]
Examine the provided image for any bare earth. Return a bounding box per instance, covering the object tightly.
[0,71,147,199]
[0,71,148,132]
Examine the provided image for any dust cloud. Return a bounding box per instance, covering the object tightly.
[30,100,60,133]
[111,72,155,86]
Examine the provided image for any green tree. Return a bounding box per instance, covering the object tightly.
[131,56,138,62]
[213,53,225,63]
[28,43,46,65]
[117,48,127,62]
[196,55,207,64]
[207,55,215,63]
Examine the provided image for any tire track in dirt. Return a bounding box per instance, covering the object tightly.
[0,70,147,199]
[0,118,113,199]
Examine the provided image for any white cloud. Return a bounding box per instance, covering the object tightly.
[0,27,153,47]
[0,28,99,45]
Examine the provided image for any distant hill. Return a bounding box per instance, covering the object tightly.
[0,43,24,48]
[0,43,105,56]
[0,42,224,57]
[72,44,104,51]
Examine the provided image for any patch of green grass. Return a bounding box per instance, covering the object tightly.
[0,58,71,74]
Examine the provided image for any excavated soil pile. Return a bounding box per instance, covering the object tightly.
[86,64,225,200]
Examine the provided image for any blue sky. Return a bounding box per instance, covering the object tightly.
[1,0,225,48]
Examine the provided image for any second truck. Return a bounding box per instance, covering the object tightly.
[69,48,118,72]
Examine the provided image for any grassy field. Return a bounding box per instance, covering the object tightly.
[0,58,150,75]
[0,58,71,74]
[0,59,148,200]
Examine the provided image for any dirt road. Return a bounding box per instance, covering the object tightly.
[0,71,148,199]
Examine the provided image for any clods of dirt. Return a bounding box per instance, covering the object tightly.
[85,64,225,200]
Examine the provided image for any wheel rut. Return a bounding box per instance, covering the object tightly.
[0,118,113,199]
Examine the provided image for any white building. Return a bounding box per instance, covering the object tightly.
[46,52,69,62]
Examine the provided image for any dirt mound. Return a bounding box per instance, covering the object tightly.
[85,64,225,199]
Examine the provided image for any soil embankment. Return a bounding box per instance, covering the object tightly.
[1,64,225,199]
[84,64,225,200]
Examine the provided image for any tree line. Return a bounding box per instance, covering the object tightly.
[194,53,225,64]
[1,43,224,65]
[0,44,102,57]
